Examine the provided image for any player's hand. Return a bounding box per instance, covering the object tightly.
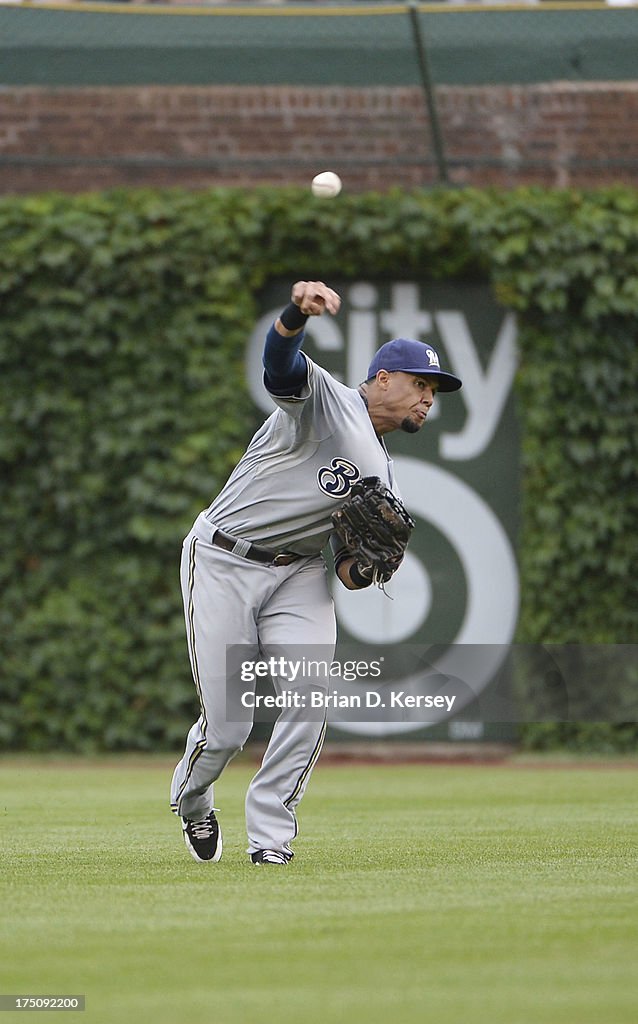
[291,281,341,317]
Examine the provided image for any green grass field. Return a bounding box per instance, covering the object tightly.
[1,755,637,1024]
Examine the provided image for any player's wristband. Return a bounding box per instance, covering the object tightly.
[349,563,374,589]
[279,302,309,331]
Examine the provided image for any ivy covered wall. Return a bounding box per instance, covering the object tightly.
[1,187,636,750]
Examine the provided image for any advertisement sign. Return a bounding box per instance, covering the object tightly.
[248,281,520,739]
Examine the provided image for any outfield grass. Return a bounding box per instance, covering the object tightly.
[1,756,637,1024]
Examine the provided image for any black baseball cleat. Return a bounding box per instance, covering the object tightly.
[181,811,222,863]
[251,849,288,866]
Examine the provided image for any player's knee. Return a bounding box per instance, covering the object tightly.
[208,725,252,759]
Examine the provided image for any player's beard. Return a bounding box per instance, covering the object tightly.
[400,416,422,434]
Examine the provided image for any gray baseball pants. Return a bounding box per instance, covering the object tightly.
[170,522,336,857]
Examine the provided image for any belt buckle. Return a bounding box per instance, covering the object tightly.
[272,552,292,566]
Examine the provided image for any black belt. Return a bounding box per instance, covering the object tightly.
[212,529,302,567]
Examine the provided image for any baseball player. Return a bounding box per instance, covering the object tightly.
[170,280,462,865]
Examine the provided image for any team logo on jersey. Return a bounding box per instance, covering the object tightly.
[317,458,361,497]
[426,348,440,368]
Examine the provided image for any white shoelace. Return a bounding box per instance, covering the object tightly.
[188,816,216,840]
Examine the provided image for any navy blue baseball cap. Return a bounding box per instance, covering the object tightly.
[366,338,462,392]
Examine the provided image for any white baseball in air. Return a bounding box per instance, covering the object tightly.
[311,171,342,198]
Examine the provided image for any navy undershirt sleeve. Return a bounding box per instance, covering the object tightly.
[262,323,308,396]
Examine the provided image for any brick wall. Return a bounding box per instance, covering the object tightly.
[1,82,637,194]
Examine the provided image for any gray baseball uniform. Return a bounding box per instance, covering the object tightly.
[170,354,396,856]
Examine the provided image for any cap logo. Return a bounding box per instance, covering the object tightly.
[426,348,440,368]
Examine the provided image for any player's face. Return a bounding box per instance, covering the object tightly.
[385,372,438,434]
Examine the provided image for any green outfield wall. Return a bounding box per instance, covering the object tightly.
[1,2,638,86]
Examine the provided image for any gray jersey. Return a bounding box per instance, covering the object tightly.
[195,355,398,555]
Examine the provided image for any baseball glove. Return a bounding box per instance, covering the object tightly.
[331,476,415,587]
